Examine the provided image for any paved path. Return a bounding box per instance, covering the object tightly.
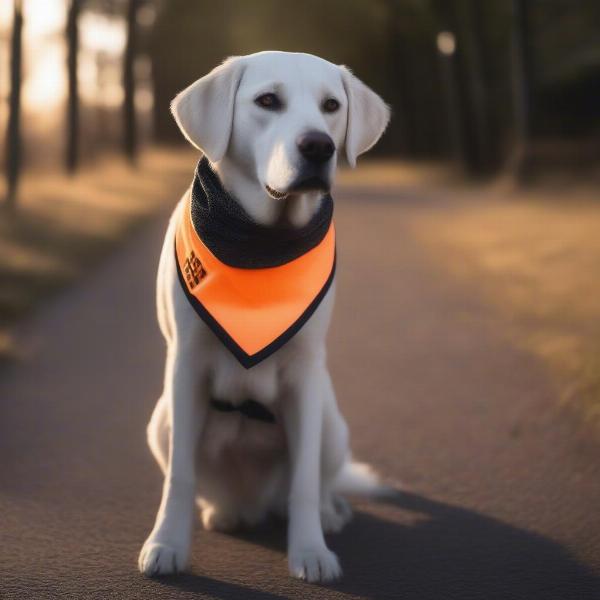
[1,185,599,599]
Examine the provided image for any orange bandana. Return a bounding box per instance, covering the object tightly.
[175,194,336,368]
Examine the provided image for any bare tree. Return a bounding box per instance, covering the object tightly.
[433,0,471,169]
[384,0,417,156]
[511,0,535,181]
[5,0,23,211]
[460,0,493,173]
[436,31,465,166]
[66,0,82,174]
[123,0,140,163]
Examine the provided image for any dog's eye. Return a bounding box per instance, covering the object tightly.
[255,93,282,110]
[322,98,340,113]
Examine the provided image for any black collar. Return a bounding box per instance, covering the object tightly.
[190,157,334,269]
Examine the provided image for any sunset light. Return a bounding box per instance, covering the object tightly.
[1,0,126,113]
[1,1,600,597]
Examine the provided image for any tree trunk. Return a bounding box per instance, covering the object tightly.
[511,0,535,181]
[461,0,493,173]
[5,0,23,211]
[437,36,465,166]
[66,0,81,174]
[434,1,472,170]
[385,1,417,157]
[123,0,140,164]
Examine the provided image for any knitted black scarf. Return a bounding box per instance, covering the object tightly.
[190,157,334,269]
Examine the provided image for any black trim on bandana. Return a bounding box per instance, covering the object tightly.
[174,241,336,369]
[190,157,334,269]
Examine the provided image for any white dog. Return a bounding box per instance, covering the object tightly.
[138,51,390,583]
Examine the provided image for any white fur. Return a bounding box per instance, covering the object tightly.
[139,51,389,583]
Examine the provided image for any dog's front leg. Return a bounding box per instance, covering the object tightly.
[283,363,342,583]
[139,343,206,576]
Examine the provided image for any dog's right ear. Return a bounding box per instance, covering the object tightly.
[171,57,245,163]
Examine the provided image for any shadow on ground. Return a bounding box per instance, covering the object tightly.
[157,491,600,600]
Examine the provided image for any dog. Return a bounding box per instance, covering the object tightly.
[138,50,390,583]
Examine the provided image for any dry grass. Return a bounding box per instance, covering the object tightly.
[0,147,197,359]
[337,158,600,425]
[407,178,600,426]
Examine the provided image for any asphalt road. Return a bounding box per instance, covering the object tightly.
[1,185,600,599]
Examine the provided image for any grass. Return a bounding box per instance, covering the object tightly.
[0,146,197,360]
[339,158,600,427]
[407,177,600,428]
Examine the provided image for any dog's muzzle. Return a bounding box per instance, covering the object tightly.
[287,130,335,193]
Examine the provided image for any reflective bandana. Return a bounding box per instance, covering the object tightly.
[175,158,336,369]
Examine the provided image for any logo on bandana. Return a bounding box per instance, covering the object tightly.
[184,250,206,287]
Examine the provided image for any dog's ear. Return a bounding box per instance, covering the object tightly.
[340,66,390,168]
[171,57,245,163]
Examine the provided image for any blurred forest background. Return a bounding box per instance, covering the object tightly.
[1,0,600,203]
[1,0,600,423]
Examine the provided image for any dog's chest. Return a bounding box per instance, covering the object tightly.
[207,346,280,406]
[201,347,286,460]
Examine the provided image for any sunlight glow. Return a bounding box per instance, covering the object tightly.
[80,12,126,107]
[18,0,127,112]
[23,42,67,112]
[80,11,126,54]
[22,0,67,111]
[2,0,151,157]
[437,31,456,56]
[0,3,13,30]
[24,0,65,37]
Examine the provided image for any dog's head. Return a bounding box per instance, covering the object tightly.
[171,51,390,202]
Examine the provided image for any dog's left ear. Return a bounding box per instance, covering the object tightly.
[171,56,245,163]
[340,66,391,168]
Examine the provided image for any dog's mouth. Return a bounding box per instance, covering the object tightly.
[265,174,330,200]
[288,175,330,193]
[265,184,289,200]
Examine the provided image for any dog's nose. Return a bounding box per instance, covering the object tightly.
[297,131,335,164]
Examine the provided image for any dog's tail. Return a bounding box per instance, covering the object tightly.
[332,460,395,498]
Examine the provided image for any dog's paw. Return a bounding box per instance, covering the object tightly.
[289,545,342,583]
[321,495,353,534]
[138,541,188,577]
